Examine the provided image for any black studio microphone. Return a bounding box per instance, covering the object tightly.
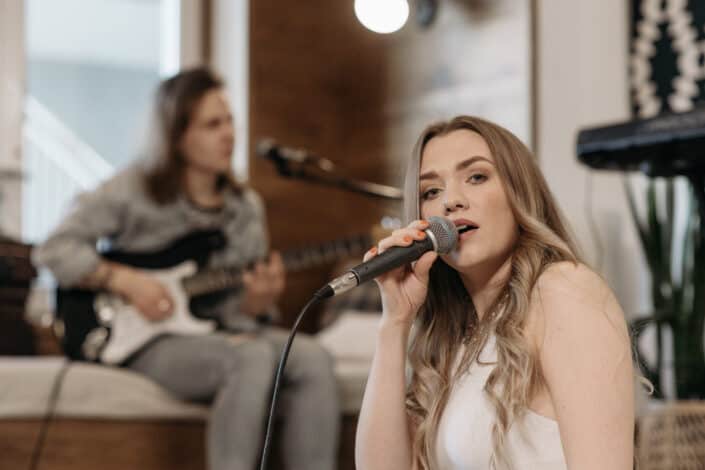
[256,138,312,164]
[257,138,336,172]
[316,216,459,299]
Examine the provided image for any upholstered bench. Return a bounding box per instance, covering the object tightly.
[0,312,379,470]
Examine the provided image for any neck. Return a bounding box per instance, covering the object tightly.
[460,255,512,320]
[183,167,222,207]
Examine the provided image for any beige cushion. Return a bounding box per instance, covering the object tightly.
[0,313,377,419]
[0,356,66,418]
[57,362,209,420]
[334,359,372,415]
[0,356,207,420]
[318,311,379,414]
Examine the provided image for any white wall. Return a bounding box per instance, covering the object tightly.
[27,0,161,69]
[537,0,650,319]
[0,0,25,238]
[210,0,249,180]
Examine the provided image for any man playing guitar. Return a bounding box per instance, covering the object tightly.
[33,67,340,470]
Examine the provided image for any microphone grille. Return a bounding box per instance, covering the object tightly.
[256,138,276,157]
[426,216,458,254]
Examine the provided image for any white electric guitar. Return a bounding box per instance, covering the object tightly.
[55,228,378,364]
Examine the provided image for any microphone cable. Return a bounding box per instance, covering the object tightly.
[258,287,331,470]
[28,359,71,470]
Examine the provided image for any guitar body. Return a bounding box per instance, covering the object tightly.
[55,226,376,364]
[56,229,226,364]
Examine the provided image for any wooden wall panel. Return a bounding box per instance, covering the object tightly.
[249,1,533,328]
[249,1,398,329]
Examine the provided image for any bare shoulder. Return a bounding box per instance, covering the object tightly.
[528,261,630,350]
[535,261,617,315]
[537,260,607,299]
[526,266,636,468]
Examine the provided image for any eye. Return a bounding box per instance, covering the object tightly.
[421,187,441,201]
[467,173,487,184]
[204,119,220,129]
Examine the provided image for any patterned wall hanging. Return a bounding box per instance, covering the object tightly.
[630,0,705,119]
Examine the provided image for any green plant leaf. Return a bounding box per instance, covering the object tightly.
[623,177,650,263]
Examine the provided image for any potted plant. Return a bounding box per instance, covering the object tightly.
[625,176,705,399]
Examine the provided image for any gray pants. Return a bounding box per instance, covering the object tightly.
[126,328,340,470]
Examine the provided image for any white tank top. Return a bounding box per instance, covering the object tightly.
[436,336,567,470]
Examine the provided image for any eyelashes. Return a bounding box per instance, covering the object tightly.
[421,188,440,200]
[420,173,488,201]
[467,174,487,184]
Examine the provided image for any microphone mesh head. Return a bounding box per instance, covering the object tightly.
[427,216,458,254]
[256,138,275,157]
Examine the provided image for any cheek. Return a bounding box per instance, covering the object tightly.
[179,134,198,163]
[181,132,216,166]
[488,194,518,240]
[420,200,444,219]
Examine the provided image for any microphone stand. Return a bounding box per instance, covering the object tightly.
[268,155,403,201]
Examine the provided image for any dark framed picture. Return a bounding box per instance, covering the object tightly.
[630,1,705,118]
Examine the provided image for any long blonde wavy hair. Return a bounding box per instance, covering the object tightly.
[403,116,581,469]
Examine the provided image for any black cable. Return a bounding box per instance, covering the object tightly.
[28,360,71,470]
[258,287,331,470]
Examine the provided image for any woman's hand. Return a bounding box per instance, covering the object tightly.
[108,265,174,321]
[241,251,285,317]
[366,219,438,327]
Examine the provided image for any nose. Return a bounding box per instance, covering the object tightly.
[442,190,468,214]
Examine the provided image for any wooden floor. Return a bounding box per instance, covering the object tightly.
[0,415,358,470]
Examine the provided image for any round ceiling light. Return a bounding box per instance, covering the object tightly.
[354,0,409,34]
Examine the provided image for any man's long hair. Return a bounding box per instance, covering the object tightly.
[141,66,240,204]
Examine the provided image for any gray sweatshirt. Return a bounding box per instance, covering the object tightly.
[32,164,270,332]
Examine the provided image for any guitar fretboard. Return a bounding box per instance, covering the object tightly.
[181,233,371,297]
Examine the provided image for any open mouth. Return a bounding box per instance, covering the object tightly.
[456,223,478,234]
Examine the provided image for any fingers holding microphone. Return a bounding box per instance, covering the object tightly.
[376,219,430,256]
[363,220,435,280]
[364,219,441,323]
[325,216,455,303]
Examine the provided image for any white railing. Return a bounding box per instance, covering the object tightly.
[22,96,114,243]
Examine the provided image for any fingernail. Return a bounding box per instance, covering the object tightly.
[369,246,377,254]
[403,236,412,243]
[419,220,429,228]
[417,230,426,238]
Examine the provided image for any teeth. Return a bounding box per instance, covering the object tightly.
[456,223,477,234]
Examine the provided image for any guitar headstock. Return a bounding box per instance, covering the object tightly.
[280,215,402,272]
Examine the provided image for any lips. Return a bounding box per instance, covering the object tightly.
[452,218,479,234]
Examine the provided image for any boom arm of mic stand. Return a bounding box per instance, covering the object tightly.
[272,161,403,201]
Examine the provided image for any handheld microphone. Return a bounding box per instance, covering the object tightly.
[316,216,458,299]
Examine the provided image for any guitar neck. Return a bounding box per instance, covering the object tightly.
[182,233,372,297]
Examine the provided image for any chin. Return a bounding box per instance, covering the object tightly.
[441,252,481,272]
[443,243,505,272]
[210,162,232,174]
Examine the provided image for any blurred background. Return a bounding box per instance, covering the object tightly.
[1,0,645,330]
[1,1,704,469]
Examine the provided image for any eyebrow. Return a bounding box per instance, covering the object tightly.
[419,156,494,181]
